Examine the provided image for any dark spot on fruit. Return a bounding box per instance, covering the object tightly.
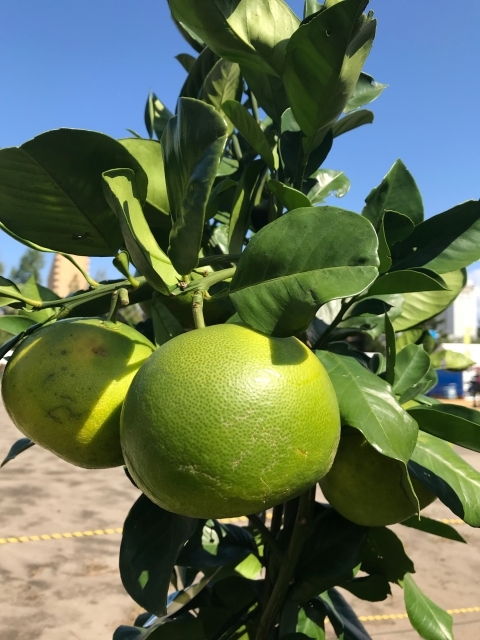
[60,350,67,355]
[92,346,108,357]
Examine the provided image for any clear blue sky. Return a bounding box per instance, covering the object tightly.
[1,0,479,283]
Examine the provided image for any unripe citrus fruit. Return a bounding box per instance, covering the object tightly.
[2,318,155,469]
[121,323,340,518]
[320,428,436,526]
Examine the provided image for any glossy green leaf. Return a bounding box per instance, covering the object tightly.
[291,507,368,602]
[280,127,333,184]
[393,344,431,401]
[145,93,174,140]
[1,438,35,468]
[317,351,418,463]
[332,109,374,137]
[268,179,310,211]
[392,269,465,332]
[222,100,275,169]
[396,329,424,352]
[173,16,206,53]
[217,157,239,177]
[176,53,196,73]
[284,0,376,151]
[179,47,219,100]
[296,603,326,639]
[162,98,228,275]
[230,207,379,337]
[306,169,350,204]
[394,201,480,274]
[401,515,466,543]
[340,574,391,602]
[150,295,183,347]
[202,59,243,134]
[409,431,480,526]
[102,169,179,295]
[144,617,205,640]
[368,269,448,296]
[383,209,415,245]
[430,349,474,370]
[304,0,323,18]
[169,0,300,77]
[384,312,396,386]
[362,159,424,229]
[403,573,453,640]
[119,138,170,219]
[0,315,36,335]
[19,277,61,322]
[119,494,197,616]
[409,404,480,453]
[361,526,414,583]
[178,520,257,569]
[229,159,264,253]
[318,589,371,640]
[0,129,147,256]
[345,72,387,113]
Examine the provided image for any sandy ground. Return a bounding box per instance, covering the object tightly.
[1,401,480,640]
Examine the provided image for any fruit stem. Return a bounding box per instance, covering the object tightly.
[315,297,358,349]
[192,291,206,329]
[172,267,236,296]
[248,514,283,562]
[255,491,311,640]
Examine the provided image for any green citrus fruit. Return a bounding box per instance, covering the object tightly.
[121,323,341,518]
[319,428,436,526]
[2,318,155,469]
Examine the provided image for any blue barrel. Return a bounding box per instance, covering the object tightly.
[428,369,463,398]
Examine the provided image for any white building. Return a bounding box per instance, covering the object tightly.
[438,280,478,340]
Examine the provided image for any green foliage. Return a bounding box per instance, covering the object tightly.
[10,249,45,284]
[1,2,479,638]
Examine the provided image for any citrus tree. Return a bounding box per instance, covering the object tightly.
[1,1,480,639]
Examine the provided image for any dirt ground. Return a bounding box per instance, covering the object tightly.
[1,400,480,640]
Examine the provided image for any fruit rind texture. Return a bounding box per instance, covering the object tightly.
[2,318,155,469]
[121,324,341,518]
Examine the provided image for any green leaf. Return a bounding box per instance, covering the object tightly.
[392,269,466,332]
[145,93,174,140]
[345,72,387,113]
[280,127,333,184]
[144,617,205,640]
[176,53,197,73]
[393,200,480,274]
[409,404,480,454]
[229,160,265,253]
[119,138,170,222]
[409,431,480,526]
[284,0,376,151]
[318,351,418,463]
[304,0,323,18]
[20,278,61,323]
[1,438,35,468]
[368,269,448,296]
[291,507,368,602]
[150,295,183,347]
[169,0,300,77]
[318,589,371,640]
[332,109,374,137]
[361,527,414,583]
[268,179,310,211]
[296,603,326,639]
[119,494,197,616]
[230,207,379,337]
[306,169,350,205]
[396,329,424,352]
[202,59,243,134]
[384,312,396,386]
[0,315,36,335]
[383,209,415,245]
[362,159,424,229]
[179,47,220,101]
[102,169,179,295]
[402,573,453,640]
[178,520,257,569]
[162,98,228,275]
[222,100,275,170]
[0,129,147,256]
[340,574,391,602]
[400,515,466,543]
[218,157,239,177]
[242,68,290,123]
[393,344,431,401]
[430,349,474,370]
